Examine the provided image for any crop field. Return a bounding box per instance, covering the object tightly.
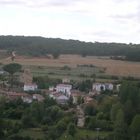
[1,55,140,78]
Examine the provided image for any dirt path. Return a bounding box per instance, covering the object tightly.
[77,105,85,128]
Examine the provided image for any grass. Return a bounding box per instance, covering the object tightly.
[17,128,45,140]
[60,129,111,140]
[1,54,140,79]
[17,127,111,140]
[26,65,104,81]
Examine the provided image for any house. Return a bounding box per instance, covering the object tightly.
[33,94,44,102]
[6,92,30,101]
[56,95,69,104]
[56,84,72,97]
[48,91,69,104]
[6,92,25,99]
[24,83,38,91]
[49,86,55,91]
[89,91,100,96]
[92,83,106,92]
[49,92,62,100]
[21,95,33,103]
[92,83,114,92]
[62,78,70,83]
[0,70,5,75]
[116,84,121,92]
[105,83,114,90]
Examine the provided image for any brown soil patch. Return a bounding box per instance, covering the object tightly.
[1,55,140,77]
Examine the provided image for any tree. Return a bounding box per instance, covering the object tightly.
[67,123,76,137]
[123,100,134,124]
[130,115,140,140]
[68,95,73,106]
[99,96,118,119]
[0,119,5,138]
[84,103,96,116]
[30,102,45,122]
[52,52,60,59]
[3,63,22,75]
[3,63,22,88]
[56,120,67,134]
[77,96,83,105]
[114,109,128,140]
[110,102,122,121]
[119,81,140,109]
[78,80,93,92]
[87,117,96,130]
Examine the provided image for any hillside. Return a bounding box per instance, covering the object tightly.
[0,35,140,61]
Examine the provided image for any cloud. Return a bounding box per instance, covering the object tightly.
[0,0,25,5]
[0,0,79,7]
[92,31,119,38]
[0,0,140,43]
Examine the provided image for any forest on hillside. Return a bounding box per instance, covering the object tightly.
[0,35,140,61]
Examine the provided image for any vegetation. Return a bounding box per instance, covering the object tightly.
[0,79,139,140]
[0,60,140,140]
[3,63,22,88]
[0,35,140,61]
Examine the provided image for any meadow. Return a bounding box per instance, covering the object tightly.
[1,54,140,80]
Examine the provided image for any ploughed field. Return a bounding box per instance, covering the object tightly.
[1,55,140,78]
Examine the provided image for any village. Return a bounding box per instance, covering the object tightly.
[2,61,139,140]
[0,65,122,130]
[0,61,139,140]
[0,67,121,106]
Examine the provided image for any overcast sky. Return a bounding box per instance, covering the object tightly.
[0,0,140,43]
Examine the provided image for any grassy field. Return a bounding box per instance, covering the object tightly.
[60,129,111,140]
[1,54,140,79]
[17,128,110,140]
[18,128,45,140]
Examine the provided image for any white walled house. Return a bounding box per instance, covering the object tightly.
[22,96,33,103]
[92,83,106,92]
[0,70,5,75]
[116,84,121,92]
[105,83,114,90]
[33,94,44,102]
[56,95,69,104]
[62,78,70,83]
[24,83,38,91]
[49,86,55,91]
[56,84,72,97]
[92,83,114,92]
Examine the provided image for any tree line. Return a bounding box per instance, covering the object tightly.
[0,35,140,61]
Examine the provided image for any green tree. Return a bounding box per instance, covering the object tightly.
[30,102,45,122]
[67,123,76,137]
[87,117,96,130]
[3,63,22,75]
[119,81,140,108]
[52,52,60,59]
[77,96,82,105]
[99,96,118,120]
[84,103,96,116]
[110,102,122,121]
[68,95,73,106]
[130,115,140,140]
[124,100,134,124]
[56,120,67,134]
[0,119,5,138]
[3,63,22,88]
[114,109,128,140]
[78,80,93,92]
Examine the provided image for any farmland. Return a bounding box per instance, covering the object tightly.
[1,54,140,79]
